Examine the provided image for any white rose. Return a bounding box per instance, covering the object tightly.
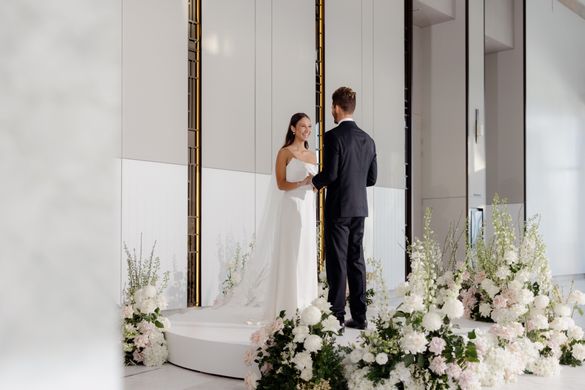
[303,334,323,353]
[322,315,341,334]
[479,302,492,318]
[534,295,550,310]
[362,352,375,363]
[554,304,571,317]
[508,279,523,293]
[422,311,442,331]
[292,351,312,370]
[293,325,310,343]
[504,249,518,264]
[312,297,332,314]
[349,348,363,363]
[375,352,389,365]
[300,368,313,381]
[442,297,464,319]
[568,290,585,306]
[572,343,585,361]
[300,305,322,326]
[527,314,549,331]
[568,326,584,341]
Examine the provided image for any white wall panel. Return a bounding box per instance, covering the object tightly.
[255,0,272,174]
[121,159,188,309]
[272,0,315,157]
[467,0,485,209]
[373,188,406,289]
[325,0,364,127]
[422,197,467,261]
[373,0,405,189]
[526,0,585,276]
[202,0,255,171]
[122,0,187,165]
[201,168,256,306]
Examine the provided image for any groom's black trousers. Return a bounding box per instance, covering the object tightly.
[325,216,367,324]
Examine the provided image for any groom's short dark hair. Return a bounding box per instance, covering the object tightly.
[332,87,356,113]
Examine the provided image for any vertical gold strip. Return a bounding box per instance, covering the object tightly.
[188,0,202,307]
[316,0,326,271]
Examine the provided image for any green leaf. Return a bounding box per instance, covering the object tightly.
[154,320,164,328]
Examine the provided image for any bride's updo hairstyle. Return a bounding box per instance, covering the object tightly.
[282,112,310,150]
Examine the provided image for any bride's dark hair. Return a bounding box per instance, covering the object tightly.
[282,112,310,150]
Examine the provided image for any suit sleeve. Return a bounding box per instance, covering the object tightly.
[367,143,377,187]
[312,132,340,190]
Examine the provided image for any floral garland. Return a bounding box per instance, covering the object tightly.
[365,257,390,316]
[219,239,255,298]
[344,209,482,389]
[122,238,171,367]
[244,298,347,390]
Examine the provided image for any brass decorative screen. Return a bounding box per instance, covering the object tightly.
[315,0,325,270]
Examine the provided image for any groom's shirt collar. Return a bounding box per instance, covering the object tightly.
[338,118,354,124]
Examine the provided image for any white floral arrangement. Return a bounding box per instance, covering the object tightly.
[460,196,585,373]
[365,257,390,316]
[216,240,254,303]
[122,238,171,367]
[344,209,483,389]
[244,298,347,390]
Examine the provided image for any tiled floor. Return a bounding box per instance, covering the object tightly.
[124,277,585,390]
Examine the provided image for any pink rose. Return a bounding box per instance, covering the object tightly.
[260,362,273,374]
[429,356,447,375]
[446,363,462,380]
[474,271,486,285]
[429,337,447,355]
[250,328,268,347]
[133,350,144,362]
[493,294,508,309]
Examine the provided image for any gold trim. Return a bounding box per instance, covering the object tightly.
[188,0,202,307]
[316,0,325,271]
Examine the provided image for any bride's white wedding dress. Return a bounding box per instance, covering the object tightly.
[263,158,318,319]
[209,156,318,323]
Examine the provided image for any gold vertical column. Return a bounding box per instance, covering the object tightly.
[187,0,202,307]
[316,0,325,271]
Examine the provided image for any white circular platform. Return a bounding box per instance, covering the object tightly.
[166,307,364,379]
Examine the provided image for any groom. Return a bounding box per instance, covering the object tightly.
[312,86,377,330]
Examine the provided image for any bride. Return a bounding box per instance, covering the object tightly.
[216,113,319,322]
[265,112,318,318]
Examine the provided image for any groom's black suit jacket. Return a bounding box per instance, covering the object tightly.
[312,120,377,217]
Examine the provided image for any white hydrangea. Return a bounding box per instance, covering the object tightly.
[349,348,363,364]
[533,295,550,310]
[480,279,500,299]
[300,305,322,326]
[554,303,571,317]
[422,311,442,331]
[137,298,157,314]
[442,297,464,319]
[303,334,323,353]
[517,289,535,306]
[568,290,585,306]
[400,330,427,354]
[527,356,560,377]
[526,313,549,331]
[142,342,168,367]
